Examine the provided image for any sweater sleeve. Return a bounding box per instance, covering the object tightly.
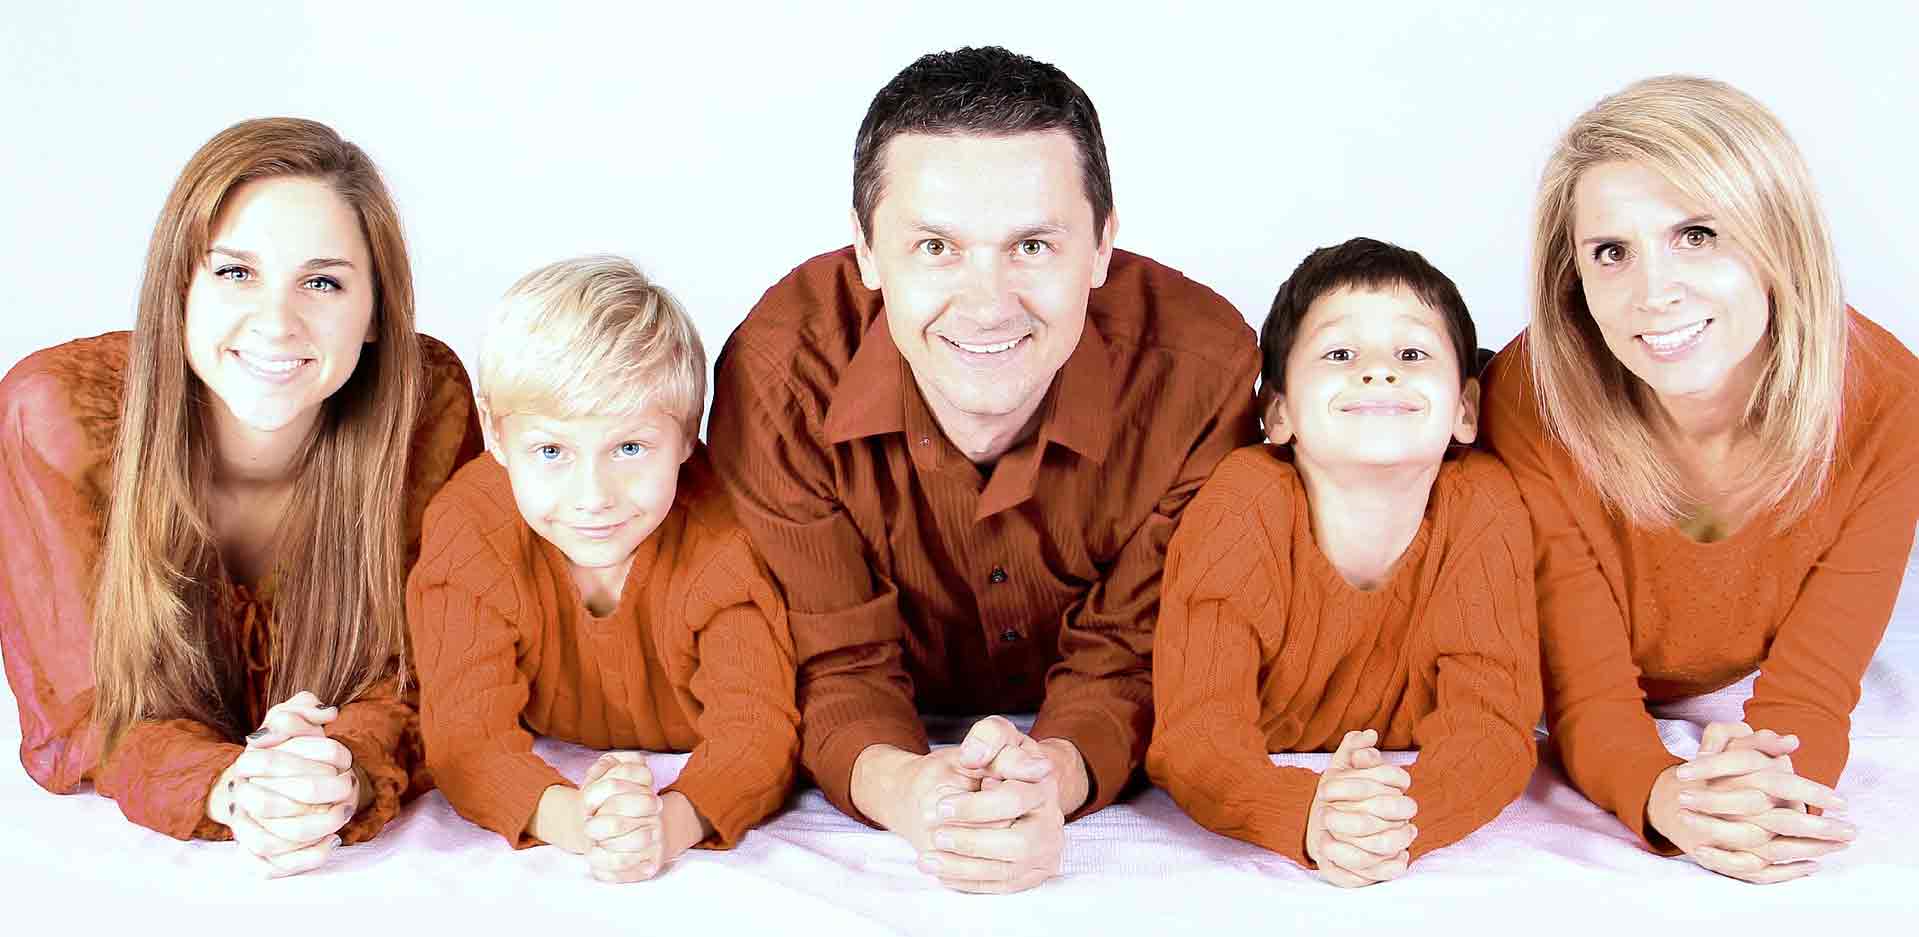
[660,530,801,849]
[0,360,111,795]
[707,339,926,826]
[1401,465,1543,860]
[1039,338,1260,819]
[1741,381,1919,788]
[92,719,244,840]
[1481,351,1682,851]
[324,672,415,844]
[408,488,568,848]
[1145,464,1322,867]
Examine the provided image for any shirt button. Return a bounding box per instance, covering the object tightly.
[989,566,1008,584]
[999,628,1020,643]
[918,435,930,447]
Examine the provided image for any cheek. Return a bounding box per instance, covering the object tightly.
[506,465,564,520]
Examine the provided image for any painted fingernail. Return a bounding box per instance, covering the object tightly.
[917,854,940,874]
[246,729,266,741]
[934,831,955,850]
[228,802,235,817]
[227,780,235,793]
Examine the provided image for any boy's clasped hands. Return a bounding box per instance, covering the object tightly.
[1307,729,1419,888]
[205,690,368,877]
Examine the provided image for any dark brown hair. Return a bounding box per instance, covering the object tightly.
[852,46,1113,242]
[1259,237,1478,399]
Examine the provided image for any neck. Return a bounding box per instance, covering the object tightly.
[1292,452,1438,591]
[919,381,1049,466]
[1649,339,1768,452]
[208,402,317,487]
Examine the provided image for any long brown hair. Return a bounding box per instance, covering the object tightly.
[1528,76,1847,528]
[93,118,423,752]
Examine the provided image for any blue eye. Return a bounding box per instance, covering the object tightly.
[304,276,342,293]
[617,442,647,457]
[215,265,252,282]
[535,444,562,461]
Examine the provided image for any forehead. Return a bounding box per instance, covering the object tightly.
[211,176,369,263]
[500,407,677,441]
[1572,160,1703,233]
[873,130,1090,232]
[1298,287,1447,339]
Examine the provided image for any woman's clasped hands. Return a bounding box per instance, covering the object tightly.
[205,690,366,878]
[1650,721,1857,884]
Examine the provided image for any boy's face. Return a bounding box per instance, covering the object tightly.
[1265,287,1478,469]
[488,405,694,579]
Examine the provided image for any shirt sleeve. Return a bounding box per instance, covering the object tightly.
[1144,475,1321,866]
[707,340,926,826]
[1482,357,1682,851]
[407,491,568,848]
[1037,340,1259,817]
[1400,469,1542,860]
[325,671,416,845]
[1741,392,1919,789]
[660,530,801,849]
[0,364,110,795]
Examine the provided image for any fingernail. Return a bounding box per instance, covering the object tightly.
[228,802,235,817]
[917,854,940,874]
[934,831,954,850]
[227,780,235,793]
[246,729,266,741]
[938,799,956,820]
[330,836,342,849]
[960,742,986,763]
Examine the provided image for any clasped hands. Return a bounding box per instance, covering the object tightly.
[856,715,1085,894]
[1306,729,1419,887]
[205,690,369,877]
[1649,721,1856,884]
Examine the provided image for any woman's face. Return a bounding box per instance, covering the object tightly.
[184,176,376,439]
[1570,160,1771,410]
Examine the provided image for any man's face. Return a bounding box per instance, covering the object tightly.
[853,130,1116,438]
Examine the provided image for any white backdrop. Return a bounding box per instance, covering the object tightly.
[2,2,1914,387]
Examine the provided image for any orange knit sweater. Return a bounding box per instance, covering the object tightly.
[1481,310,1919,847]
[407,447,799,850]
[1147,446,1541,867]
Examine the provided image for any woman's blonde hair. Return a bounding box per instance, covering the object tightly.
[477,255,706,438]
[93,118,423,752]
[1528,75,1847,528]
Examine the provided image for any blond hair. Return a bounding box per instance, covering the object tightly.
[477,255,706,438]
[1528,75,1847,528]
[95,118,422,752]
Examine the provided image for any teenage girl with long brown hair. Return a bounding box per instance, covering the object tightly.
[0,117,482,876]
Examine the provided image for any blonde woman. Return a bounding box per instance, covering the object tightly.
[1482,76,1919,884]
[0,118,482,875]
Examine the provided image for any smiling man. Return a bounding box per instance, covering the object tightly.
[708,46,1259,893]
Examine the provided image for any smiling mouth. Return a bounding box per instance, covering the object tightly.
[1339,401,1423,415]
[942,335,1029,356]
[1637,319,1712,356]
[570,520,629,540]
[230,349,313,380]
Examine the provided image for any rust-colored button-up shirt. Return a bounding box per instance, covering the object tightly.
[708,247,1260,821]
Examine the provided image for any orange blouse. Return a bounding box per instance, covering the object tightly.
[0,331,482,842]
[1148,447,1540,866]
[1481,311,1919,846]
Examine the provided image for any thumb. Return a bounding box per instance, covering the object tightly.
[1330,730,1376,771]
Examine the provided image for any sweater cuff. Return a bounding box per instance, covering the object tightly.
[666,753,786,850]
[1605,746,1686,854]
[435,752,573,849]
[805,716,930,829]
[331,729,410,845]
[1032,706,1136,819]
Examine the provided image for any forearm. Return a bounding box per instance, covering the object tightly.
[849,743,923,834]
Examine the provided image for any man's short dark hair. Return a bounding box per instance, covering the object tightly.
[853,46,1113,243]
[1260,237,1479,398]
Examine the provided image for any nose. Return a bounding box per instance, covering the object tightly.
[249,283,301,339]
[1359,359,1398,385]
[1632,247,1684,311]
[571,459,615,514]
[956,254,1019,330]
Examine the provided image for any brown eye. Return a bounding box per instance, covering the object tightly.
[919,239,947,257]
[1593,244,1626,266]
[1679,226,1716,248]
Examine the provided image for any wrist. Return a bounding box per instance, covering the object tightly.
[660,791,711,857]
[850,744,919,831]
[352,764,374,813]
[529,784,588,854]
[1036,737,1089,815]
[1645,765,1685,848]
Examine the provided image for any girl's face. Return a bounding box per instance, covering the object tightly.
[184,175,376,440]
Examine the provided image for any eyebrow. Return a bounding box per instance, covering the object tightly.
[208,245,357,270]
[1577,214,1716,249]
[910,222,1071,242]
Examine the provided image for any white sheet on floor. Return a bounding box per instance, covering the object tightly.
[4,552,1916,933]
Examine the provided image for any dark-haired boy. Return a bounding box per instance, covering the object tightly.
[1146,237,1541,887]
[707,46,1259,893]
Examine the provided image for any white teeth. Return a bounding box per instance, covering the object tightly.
[951,337,1021,354]
[236,351,305,373]
[1640,320,1708,351]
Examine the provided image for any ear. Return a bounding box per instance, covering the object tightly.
[475,396,503,461]
[1453,376,1481,446]
[1260,388,1293,446]
[364,309,378,344]
[679,432,695,465]
[1089,207,1119,289]
[850,207,882,290]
